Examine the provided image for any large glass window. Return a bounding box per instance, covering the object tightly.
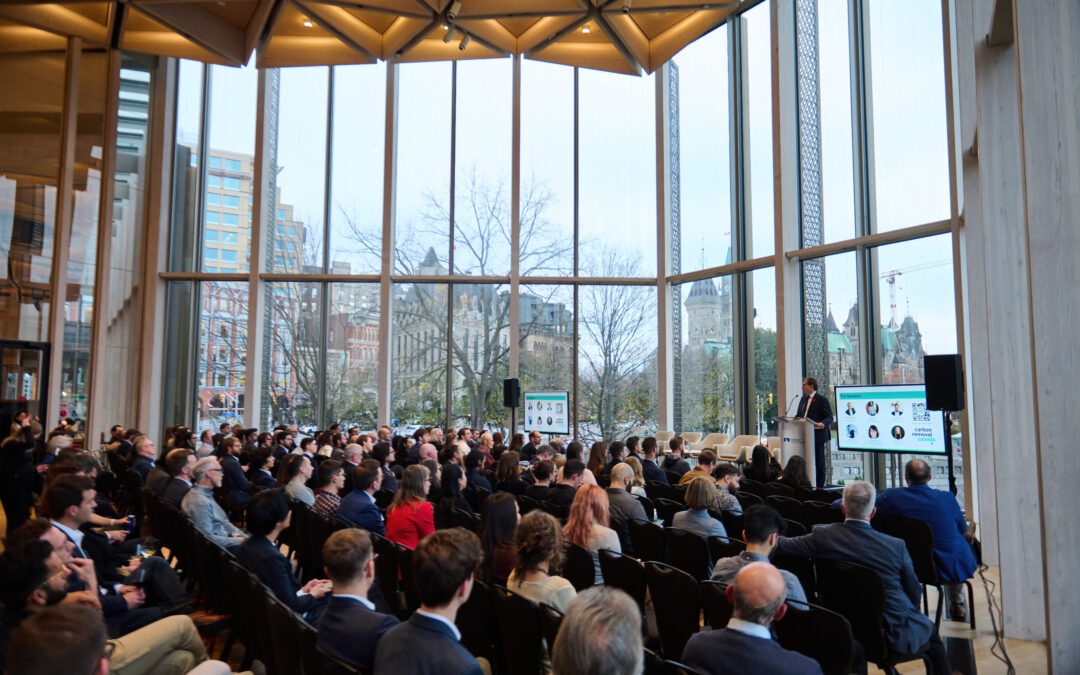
[265,281,322,429]
[197,281,247,430]
[817,0,857,243]
[674,277,735,435]
[749,267,777,435]
[674,29,733,274]
[391,283,448,427]
[578,284,657,441]
[329,64,385,275]
[744,2,775,258]
[451,283,510,429]
[578,70,656,277]
[519,285,574,412]
[325,283,380,428]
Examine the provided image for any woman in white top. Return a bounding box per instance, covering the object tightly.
[624,456,648,497]
[508,511,577,613]
[278,453,315,506]
[563,485,621,585]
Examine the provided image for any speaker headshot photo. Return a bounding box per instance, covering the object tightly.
[845,402,856,416]
[868,425,880,439]
[891,402,903,416]
[865,401,880,416]
[891,425,905,440]
[846,424,857,439]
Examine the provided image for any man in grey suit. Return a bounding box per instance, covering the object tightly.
[775,481,950,675]
[606,463,648,556]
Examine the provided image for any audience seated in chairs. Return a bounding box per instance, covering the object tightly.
[479,492,519,584]
[435,463,473,525]
[681,562,823,675]
[778,456,813,492]
[182,457,248,549]
[161,449,195,508]
[246,448,276,491]
[775,480,951,675]
[563,485,620,585]
[547,459,585,511]
[508,511,577,614]
[639,437,667,484]
[661,436,692,480]
[465,450,492,493]
[712,504,806,603]
[551,586,642,675]
[875,458,978,622]
[679,449,717,486]
[525,459,555,502]
[585,441,608,483]
[317,528,400,672]
[337,459,387,536]
[129,436,160,488]
[312,459,345,518]
[563,442,597,486]
[373,528,485,675]
[277,454,315,507]
[235,489,331,624]
[623,457,648,497]
[385,465,435,550]
[370,442,399,493]
[672,476,728,547]
[217,436,254,509]
[493,451,528,495]
[743,445,782,484]
[711,462,744,515]
[605,463,648,556]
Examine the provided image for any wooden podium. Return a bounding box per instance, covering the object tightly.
[778,416,816,484]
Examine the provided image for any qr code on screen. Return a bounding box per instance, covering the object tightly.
[912,403,930,421]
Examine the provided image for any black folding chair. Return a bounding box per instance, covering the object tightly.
[456,579,499,667]
[653,498,685,527]
[492,586,544,675]
[629,519,666,563]
[699,580,733,629]
[765,494,804,523]
[645,562,700,660]
[774,601,855,675]
[664,528,711,580]
[708,535,745,563]
[564,542,597,591]
[599,549,647,613]
[538,603,564,659]
[370,532,403,617]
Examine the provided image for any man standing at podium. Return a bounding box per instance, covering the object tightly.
[797,377,833,487]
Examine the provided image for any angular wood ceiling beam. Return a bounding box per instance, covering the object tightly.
[133,0,247,65]
[244,0,279,59]
[295,0,382,60]
[0,4,109,45]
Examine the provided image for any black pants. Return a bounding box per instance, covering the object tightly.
[139,555,191,612]
[814,440,827,487]
[923,627,951,675]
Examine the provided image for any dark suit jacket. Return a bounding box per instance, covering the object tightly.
[146,466,170,494]
[681,627,823,675]
[374,612,482,675]
[642,458,668,484]
[317,595,399,672]
[341,460,360,495]
[235,536,326,620]
[338,490,386,536]
[520,443,539,460]
[248,468,276,491]
[545,483,577,510]
[466,470,491,492]
[775,519,932,654]
[875,484,977,584]
[523,484,550,503]
[220,455,252,505]
[161,477,191,508]
[131,455,155,483]
[380,466,399,493]
[796,392,833,449]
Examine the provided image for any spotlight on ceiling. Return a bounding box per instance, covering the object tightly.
[447,0,462,20]
[443,26,459,43]
[459,33,472,51]
[582,25,591,34]
[302,19,313,28]
[622,0,633,13]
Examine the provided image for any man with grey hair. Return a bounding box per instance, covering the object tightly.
[775,480,950,675]
[681,562,822,674]
[551,586,642,675]
[341,443,364,495]
[181,457,247,549]
[605,462,647,556]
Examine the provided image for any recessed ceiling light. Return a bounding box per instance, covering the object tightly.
[302,19,313,28]
[442,23,449,31]
[582,26,591,34]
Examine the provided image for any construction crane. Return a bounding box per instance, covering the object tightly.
[880,259,951,326]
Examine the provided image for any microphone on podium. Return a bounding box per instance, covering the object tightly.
[784,394,800,416]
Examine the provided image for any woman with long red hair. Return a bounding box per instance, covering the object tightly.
[563,484,621,585]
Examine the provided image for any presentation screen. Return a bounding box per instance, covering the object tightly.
[834,384,947,455]
[523,391,570,435]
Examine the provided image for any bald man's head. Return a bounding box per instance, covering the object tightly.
[419,443,438,461]
[729,561,788,627]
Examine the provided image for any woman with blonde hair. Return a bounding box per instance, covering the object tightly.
[385,464,435,549]
[563,485,620,585]
[624,456,647,497]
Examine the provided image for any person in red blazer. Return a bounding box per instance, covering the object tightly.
[386,464,435,550]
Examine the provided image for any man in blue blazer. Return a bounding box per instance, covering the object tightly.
[682,562,823,675]
[640,437,668,484]
[318,528,399,672]
[876,458,978,620]
[775,481,950,675]
[337,460,386,536]
[374,529,484,674]
[235,489,331,624]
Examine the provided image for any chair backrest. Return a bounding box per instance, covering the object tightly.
[540,500,568,522]
[802,500,843,527]
[664,528,711,581]
[634,495,656,521]
[783,518,808,536]
[599,549,647,612]
[765,494,803,523]
[538,603,564,659]
[735,491,763,509]
[764,481,796,498]
[265,595,305,674]
[643,648,706,675]
[737,477,764,496]
[653,498,685,527]
[645,562,701,660]
[699,580,733,629]
[492,585,544,675]
[664,470,683,485]
[707,536,745,563]
[456,578,498,665]
[394,543,420,615]
[644,481,674,502]
[719,510,744,538]
[451,506,482,533]
[871,514,940,585]
[563,543,597,591]
[773,553,816,601]
[629,519,666,563]
[814,559,889,663]
[775,602,855,675]
[369,532,403,617]
[516,494,541,515]
[374,488,395,510]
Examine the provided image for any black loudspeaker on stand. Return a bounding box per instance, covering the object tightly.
[924,354,964,496]
[504,378,520,437]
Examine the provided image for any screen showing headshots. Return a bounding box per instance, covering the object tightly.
[835,384,947,455]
